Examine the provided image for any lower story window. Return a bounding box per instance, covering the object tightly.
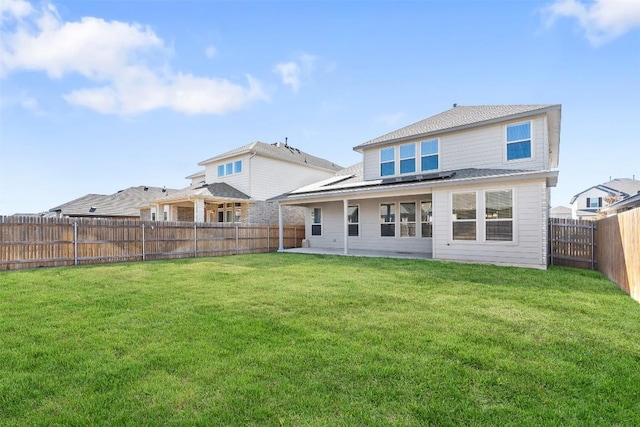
[421,197,432,238]
[400,202,416,237]
[485,189,513,241]
[452,192,476,240]
[311,207,322,236]
[380,203,395,236]
[348,205,359,236]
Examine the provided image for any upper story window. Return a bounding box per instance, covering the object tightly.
[421,139,439,171]
[587,197,602,208]
[380,147,395,176]
[399,144,416,174]
[506,122,531,161]
[217,160,243,177]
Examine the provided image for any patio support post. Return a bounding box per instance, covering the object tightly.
[343,199,348,255]
[278,203,284,251]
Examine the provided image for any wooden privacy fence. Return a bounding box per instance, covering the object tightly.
[548,218,596,269]
[595,209,639,303]
[0,216,304,271]
[549,209,639,303]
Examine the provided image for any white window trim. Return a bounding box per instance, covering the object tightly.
[380,202,396,237]
[217,159,244,177]
[399,201,417,238]
[380,147,395,177]
[484,189,515,243]
[311,207,322,236]
[505,121,533,163]
[420,138,440,173]
[449,188,518,244]
[399,143,417,175]
[420,198,433,239]
[348,204,360,238]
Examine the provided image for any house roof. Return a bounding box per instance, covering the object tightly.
[602,192,640,213]
[569,178,640,204]
[198,141,342,172]
[274,164,558,203]
[49,186,177,217]
[355,104,561,150]
[159,182,250,202]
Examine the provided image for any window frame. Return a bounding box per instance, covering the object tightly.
[420,139,439,172]
[380,203,396,237]
[506,121,532,162]
[380,147,395,177]
[217,159,244,177]
[400,202,417,237]
[348,205,359,237]
[399,143,416,174]
[421,197,433,238]
[311,207,322,236]
[451,191,477,241]
[485,189,513,242]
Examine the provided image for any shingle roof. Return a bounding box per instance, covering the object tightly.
[198,141,342,171]
[570,178,640,203]
[273,167,553,201]
[49,186,178,217]
[161,182,250,202]
[356,104,560,149]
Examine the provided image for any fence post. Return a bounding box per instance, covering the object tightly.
[194,223,198,258]
[267,224,270,252]
[549,219,554,266]
[235,224,239,255]
[73,221,78,266]
[590,221,595,270]
[142,223,146,261]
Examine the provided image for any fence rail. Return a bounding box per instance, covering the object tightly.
[0,216,304,271]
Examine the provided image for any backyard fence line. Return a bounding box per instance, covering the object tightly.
[548,217,596,269]
[595,208,640,303]
[0,216,304,271]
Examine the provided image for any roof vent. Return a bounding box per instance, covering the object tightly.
[89,207,97,213]
[144,186,149,191]
[453,103,457,108]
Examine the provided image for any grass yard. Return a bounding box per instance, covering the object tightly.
[1,254,639,426]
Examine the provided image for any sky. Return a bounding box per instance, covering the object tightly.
[1,0,639,215]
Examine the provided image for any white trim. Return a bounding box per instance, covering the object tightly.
[504,120,533,163]
[311,206,322,236]
[347,203,360,238]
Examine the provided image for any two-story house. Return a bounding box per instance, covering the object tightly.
[142,141,342,224]
[275,104,561,269]
[569,178,640,220]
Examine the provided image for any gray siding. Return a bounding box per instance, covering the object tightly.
[432,179,547,268]
[305,196,433,255]
[362,115,548,181]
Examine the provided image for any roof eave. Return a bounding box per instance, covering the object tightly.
[279,170,558,204]
[353,105,562,152]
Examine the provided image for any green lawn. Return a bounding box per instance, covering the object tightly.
[1,254,639,426]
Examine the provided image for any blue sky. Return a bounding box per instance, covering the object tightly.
[1,0,639,215]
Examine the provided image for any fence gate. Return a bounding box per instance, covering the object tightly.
[548,218,596,269]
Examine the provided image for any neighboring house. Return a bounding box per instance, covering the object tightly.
[276,104,561,269]
[601,192,640,216]
[142,141,342,224]
[50,186,176,219]
[550,206,572,219]
[569,178,640,220]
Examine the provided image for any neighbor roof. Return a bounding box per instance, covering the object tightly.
[198,141,342,172]
[159,182,250,202]
[570,178,640,204]
[355,104,561,149]
[49,186,177,217]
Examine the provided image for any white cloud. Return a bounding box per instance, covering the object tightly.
[544,0,640,45]
[0,0,34,21]
[273,61,301,92]
[0,1,267,115]
[204,45,217,59]
[273,53,320,93]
